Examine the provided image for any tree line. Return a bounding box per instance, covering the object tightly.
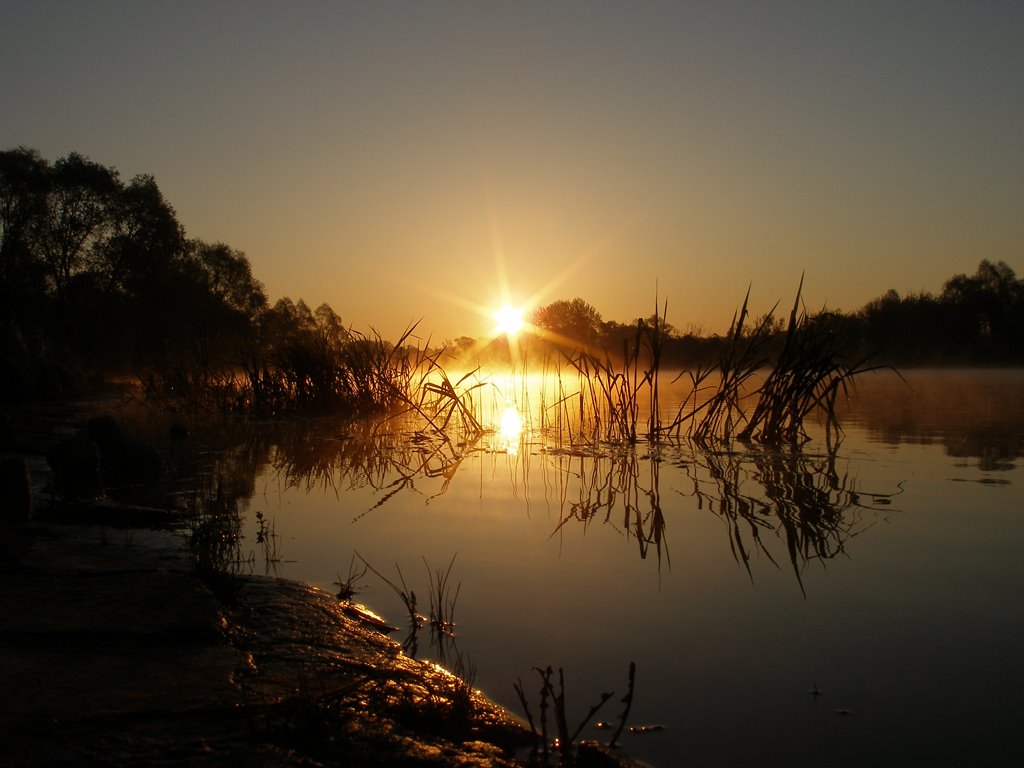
[500,260,1024,369]
[3,147,1021,409]
[0,147,404,411]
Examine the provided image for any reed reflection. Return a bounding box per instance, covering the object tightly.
[152,394,901,595]
[546,448,668,569]
[246,412,899,591]
[536,438,899,590]
[254,415,474,519]
[675,443,897,594]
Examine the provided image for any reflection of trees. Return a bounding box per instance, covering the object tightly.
[834,370,1024,470]
[255,407,893,593]
[132,406,464,522]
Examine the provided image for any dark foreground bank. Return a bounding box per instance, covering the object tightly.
[0,522,533,766]
[0,400,645,767]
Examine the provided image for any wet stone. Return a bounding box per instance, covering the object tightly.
[0,522,532,766]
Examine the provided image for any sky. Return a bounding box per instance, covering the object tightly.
[2,1,1022,340]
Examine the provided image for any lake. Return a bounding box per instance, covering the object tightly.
[192,367,1023,767]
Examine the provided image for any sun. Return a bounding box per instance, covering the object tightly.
[492,305,525,337]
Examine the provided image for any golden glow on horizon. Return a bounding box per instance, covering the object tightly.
[492,304,525,337]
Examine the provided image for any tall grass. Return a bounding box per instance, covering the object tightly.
[556,296,671,445]
[140,277,880,450]
[535,281,881,447]
[737,278,884,444]
[513,662,637,766]
[148,316,426,416]
[663,287,777,441]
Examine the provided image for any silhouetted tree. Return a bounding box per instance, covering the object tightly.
[0,147,49,315]
[531,298,603,347]
[854,260,1024,365]
[191,240,267,320]
[99,174,185,296]
[940,260,1024,361]
[31,153,120,309]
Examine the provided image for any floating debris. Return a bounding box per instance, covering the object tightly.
[628,724,666,735]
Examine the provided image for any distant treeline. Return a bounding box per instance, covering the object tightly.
[459,264,1024,369]
[2,147,1022,408]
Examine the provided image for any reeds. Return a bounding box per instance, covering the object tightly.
[737,277,885,444]
[539,280,881,447]
[356,552,462,664]
[333,554,368,601]
[556,296,670,444]
[155,310,426,416]
[664,286,776,441]
[513,662,637,766]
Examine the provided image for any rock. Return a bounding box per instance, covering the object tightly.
[86,414,125,449]
[0,354,34,402]
[0,524,532,767]
[577,741,651,767]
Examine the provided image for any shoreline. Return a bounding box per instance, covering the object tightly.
[1,520,531,766]
[0,396,645,767]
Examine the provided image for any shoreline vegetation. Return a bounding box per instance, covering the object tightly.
[3,147,1023,418]
[0,393,650,767]
[3,147,1022,765]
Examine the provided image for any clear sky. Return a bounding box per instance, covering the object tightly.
[3,1,1021,340]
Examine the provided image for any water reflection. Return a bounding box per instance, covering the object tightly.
[497,405,524,454]
[255,416,470,519]
[536,437,899,590]
[151,404,904,592]
[129,370,1023,595]
[119,370,1023,768]
[835,369,1024,471]
[676,443,896,594]
[545,448,668,569]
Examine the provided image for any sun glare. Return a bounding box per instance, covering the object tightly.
[493,305,525,337]
[498,405,523,453]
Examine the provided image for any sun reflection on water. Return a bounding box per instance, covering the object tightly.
[497,404,523,453]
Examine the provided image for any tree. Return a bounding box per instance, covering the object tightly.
[32,153,120,305]
[0,147,48,312]
[100,174,185,296]
[940,260,1024,361]
[191,240,267,320]
[530,298,603,347]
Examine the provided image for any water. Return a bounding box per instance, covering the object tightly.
[215,368,1022,766]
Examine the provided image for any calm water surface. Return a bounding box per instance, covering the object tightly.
[223,369,1023,767]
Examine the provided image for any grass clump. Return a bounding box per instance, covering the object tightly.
[540,279,886,447]
[513,662,637,766]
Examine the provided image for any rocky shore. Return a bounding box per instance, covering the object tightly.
[1,398,645,767]
[1,522,531,766]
